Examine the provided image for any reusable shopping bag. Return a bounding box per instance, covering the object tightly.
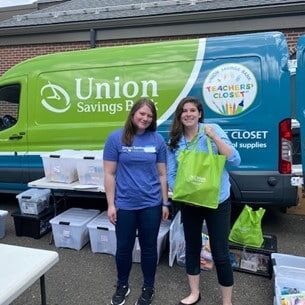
[169,211,213,270]
[229,205,266,248]
[172,136,226,209]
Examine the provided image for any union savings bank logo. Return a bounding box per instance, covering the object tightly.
[41,81,71,113]
[202,63,257,116]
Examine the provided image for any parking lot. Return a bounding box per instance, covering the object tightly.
[1,195,305,305]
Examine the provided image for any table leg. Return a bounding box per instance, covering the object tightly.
[40,275,46,305]
[49,190,67,245]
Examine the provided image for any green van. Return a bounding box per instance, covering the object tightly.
[0,31,300,208]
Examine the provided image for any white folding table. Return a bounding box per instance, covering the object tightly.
[28,177,104,193]
[0,243,59,305]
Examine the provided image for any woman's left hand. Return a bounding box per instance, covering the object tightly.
[162,206,170,220]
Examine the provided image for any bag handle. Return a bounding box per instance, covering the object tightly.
[197,125,213,155]
[184,124,214,155]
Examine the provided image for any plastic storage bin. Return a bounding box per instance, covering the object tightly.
[87,212,116,255]
[41,149,81,183]
[0,210,8,239]
[272,253,305,305]
[76,150,104,186]
[16,188,50,215]
[132,219,171,264]
[11,207,54,239]
[50,208,100,250]
[229,234,277,278]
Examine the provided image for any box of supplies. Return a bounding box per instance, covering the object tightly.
[272,253,305,305]
[41,149,81,183]
[132,219,171,264]
[87,211,116,255]
[229,234,277,278]
[0,210,8,239]
[16,188,50,215]
[11,207,53,239]
[76,150,104,186]
[50,208,100,250]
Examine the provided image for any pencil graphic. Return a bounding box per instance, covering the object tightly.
[228,103,233,115]
[221,104,226,114]
[226,102,229,114]
[212,101,224,113]
[235,100,244,114]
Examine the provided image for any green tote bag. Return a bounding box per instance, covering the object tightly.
[172,136,226,209]
[229,205,266,248]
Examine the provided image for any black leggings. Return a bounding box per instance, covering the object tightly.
[180,199,233,287]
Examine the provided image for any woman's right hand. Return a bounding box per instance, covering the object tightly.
[107,205,117,225]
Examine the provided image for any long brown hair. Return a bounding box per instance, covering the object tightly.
[122,98,157,146]
[168,96,203,150]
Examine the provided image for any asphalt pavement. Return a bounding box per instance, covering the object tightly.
[1,194,305,305]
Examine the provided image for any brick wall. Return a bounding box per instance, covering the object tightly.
[1,28,305,76]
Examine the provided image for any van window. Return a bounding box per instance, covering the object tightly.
[0,84,20,130]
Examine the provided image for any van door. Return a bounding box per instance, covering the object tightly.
[296,35,305,183]
[0,78,28,192]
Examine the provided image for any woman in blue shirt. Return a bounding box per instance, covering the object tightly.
[167,97,241,305]
[103,98,169,305]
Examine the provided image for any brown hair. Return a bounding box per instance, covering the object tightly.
[168,96,203,150]
[122,98,157,146]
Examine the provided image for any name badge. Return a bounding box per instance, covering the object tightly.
[144,146,156,153]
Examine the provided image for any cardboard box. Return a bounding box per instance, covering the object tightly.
[287,186,305,215]
[50,208,100,250]
[229,234,277,278]
[11,207,53,239]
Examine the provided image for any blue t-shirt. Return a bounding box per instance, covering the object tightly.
[103,128,167,210]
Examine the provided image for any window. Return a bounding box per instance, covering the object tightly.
[0,84,20,130]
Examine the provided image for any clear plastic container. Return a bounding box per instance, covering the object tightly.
[132,219,171,264]
[0,210,8,238]
[50,208,100,250]
[16,188,50,215]
[41,149,81,183]
[75,150,104,186]
[87,211,116,255]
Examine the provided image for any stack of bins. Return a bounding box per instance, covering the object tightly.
[272,253,305,305]
[12,188,53,239]
[50,208,100,250]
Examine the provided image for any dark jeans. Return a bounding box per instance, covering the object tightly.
[180,199,233,287]
[115,205,162,288]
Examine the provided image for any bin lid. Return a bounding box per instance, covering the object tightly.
[87,212,114,230]
[16,188,50,200]
[40,149,82,159]
[75,150,103,160]
[0,210,8,217]
[50,208,100,226]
